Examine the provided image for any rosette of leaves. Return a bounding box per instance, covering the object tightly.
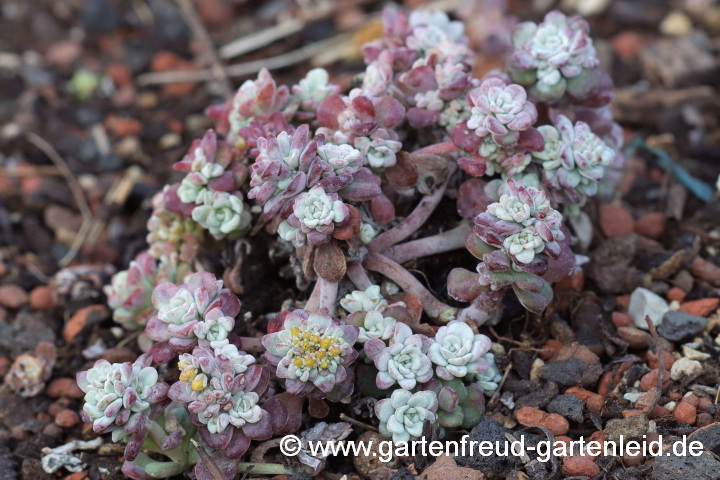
[341,287,417,345]
[120,403,198,480]
[508,11,611,105]
[226,68,290,142]
[174,130,247,205]
[261,309,360,399]
[448,179,575,315]
[145,272,241,354]
[428,321,492,380]
[363,322,432,390]
[316,93,406,170]
[191,190,252,240]
[533,114,615,208]
[375,389,438,442]
[475,352,504,395]
[291,68,341,121]
[423,378,485,430]
[168,344,272,455]
[104,252,158,330]
[76,354,170,447]
[277,186,350,246]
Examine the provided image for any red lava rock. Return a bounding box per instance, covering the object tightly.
[650,405,671,418]
[64,305,108,343]
[108,63,132,88]
[617,326,652,348]
[647,350,675,370]
[598,204,634,238]
[692,257,720,286]
[612,312,633,328]
[0,284,29,308]
[682,394,699,407]
[151,52,197,97]
[0,357,10,377]
[540,339,564,361]
[106,115,143,137]
[55,409,80,428]
[587,396,605,415]
[29,286,54,310]
[47,378,84,399]
[640,369,669,392]
[49,401,68,418]
[598,372,613,396]
[64,472,89,480]
[42,423,63,437]
[37,412,52,422]
[622,409,645,418]
[667,287,686,302]
[634,212,667,238]
[553,343,600,365]
[563,456,600,477]
[616,295,630,311]
[696,413,713,427]
[612,31,645,61]
[45,41,82,67]
[679,298,719,317]
[674,402,697,425]
[515,407,569,436]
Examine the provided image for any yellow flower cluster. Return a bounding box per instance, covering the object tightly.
[289,327,343,371]
[178,360,207,391]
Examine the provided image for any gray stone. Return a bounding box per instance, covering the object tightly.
[657,311,708,341]
[652,452,720,480]
[628,287,669,329]
[515,382,559,409]
[546,395,584,423]
[604,415,649,443]
[538,358,603,387]
[689,423,720,455]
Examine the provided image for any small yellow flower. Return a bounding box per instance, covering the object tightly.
[179,368,197,382]
[191,374,207,391]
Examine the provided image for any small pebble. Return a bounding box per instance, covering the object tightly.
[667,287,686,302]
[515,407,569,436]
[563,456,599,477]
[55,409,79,428]
[670,357,702,381]
[679,298,719,317]
[29,286,54,310]
[673,402,696,425]
[598,204,634,238]
[0,284,29,308]
[47,378,84,399]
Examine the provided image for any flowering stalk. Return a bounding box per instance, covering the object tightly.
[364,252,457,322]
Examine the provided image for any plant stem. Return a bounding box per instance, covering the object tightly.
[413,141,458,156]
[318,278,338,315]
[382,221,471,264]
[239,336,264,353]
[369,162,457,253]
[346,262,373,290]
[146,420,188,465]
[235,462,296,475]
[305,279,322,312]
[456,299,492,325]
[363,252,456,323]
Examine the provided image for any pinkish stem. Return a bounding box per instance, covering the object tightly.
[364,252,457,323]
[383,221,471,264]
[318,278,338,315]
[238,336,264,353]
[413,141,459,156]
[369,162,457,253]
[347,262,373,290]
[305,279,322,312]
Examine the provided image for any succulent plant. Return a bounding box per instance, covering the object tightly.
[169,345,271,440]
[428,321,492,380]
[292,68,341,119]
[227,68,290,142]
[146,190,204,264]
[191,191,251,239]
[466,77,538,147]
[424,378,485,429]
[375,389,438,442]
[145,272,241,353]
[174,130,246,205]
[76,354,169,434]
[105,252,159,329]
[261,309,359,397]
[364,322,432,390]
[508,11,608,104]
[408,10,466,45]
[533,114,615,207]
[339,285,387,313]
[474,352,504,395]
[278,186,350,246]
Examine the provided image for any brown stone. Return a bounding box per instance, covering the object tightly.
[553,343,600,365]
[0,356,9,377]
[696,413,713,427]
[691,257,720,286]
[45,41,82,67]
[421,455,484,480]
[331,205,361,241]
[47,378,84,399]
[617,326,653,348]
[666,287,686,302]
[634,212,667,238]
[563,456,600,477]
[0,284,29,309]
[55,409,80,428]
[647,350,675,370]
[612,31,645,61]
[612,312,634,328]
[598,204,634,238]
[64,472,89,480]
[313,242,347,283]
[674,402,697,425]
[640,369,669,392]
[623,452,646,466]
[29,286,54,310]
